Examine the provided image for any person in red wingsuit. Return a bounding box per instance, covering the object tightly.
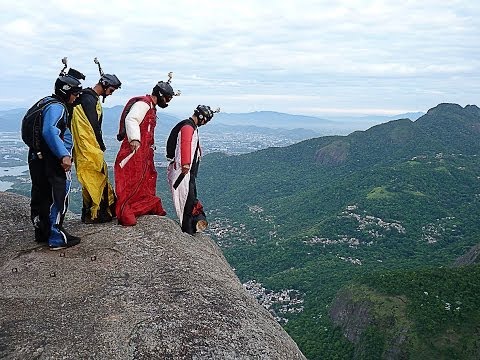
[166,105,219,234]
[114,73,180,226]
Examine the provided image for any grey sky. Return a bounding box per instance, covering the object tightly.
[1,0,479,117]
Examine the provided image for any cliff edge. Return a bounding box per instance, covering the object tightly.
[0,192,306,359]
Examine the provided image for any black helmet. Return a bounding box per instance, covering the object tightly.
[153,81,174,98]
[152,81,174,108]
[54,74,82,102]
[194,105,214,124]
[99,73,122,89]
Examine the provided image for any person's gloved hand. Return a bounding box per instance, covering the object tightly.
[130,140,140,152]
[61,155,72,172]
[181,164,190,175]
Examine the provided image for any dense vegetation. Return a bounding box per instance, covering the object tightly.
[352,265,480,359]
[194,103,480,359]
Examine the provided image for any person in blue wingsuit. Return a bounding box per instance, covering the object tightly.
[22,58,83,250]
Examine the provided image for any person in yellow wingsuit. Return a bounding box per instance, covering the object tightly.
[70,58,121,223]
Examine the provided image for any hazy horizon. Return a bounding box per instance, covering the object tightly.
[2,1,479,118]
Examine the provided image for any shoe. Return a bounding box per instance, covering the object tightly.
[60,227,81,242]
[48,226,81,251]
[49,237,80,251]
[97,213,113,223]
[81,207,88,223]
[196,220,208,232]
[82,213,112,224]
[82,216,97,224]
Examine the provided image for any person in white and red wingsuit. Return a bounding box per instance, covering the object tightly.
[166,105,220,235]
[114,72,180,226]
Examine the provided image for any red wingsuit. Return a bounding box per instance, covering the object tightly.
[114,95,166,226]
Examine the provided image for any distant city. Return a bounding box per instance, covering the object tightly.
[0,106,424,195]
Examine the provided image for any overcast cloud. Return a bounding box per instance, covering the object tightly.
[1,0,479,117]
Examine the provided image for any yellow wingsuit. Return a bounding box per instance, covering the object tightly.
[71,88,115,223]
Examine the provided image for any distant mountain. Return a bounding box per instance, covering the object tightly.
[0,108,26,132]
[387,111,424,120]
[184,110,428,136]
[329,111,424,123]
[100,108,320,152]
[213,111,382,134]
[192,103,480,359]
[0,107,324,139]
[205,123,320,140]
[101,108,320,138]
[324,111,425,133]
[0,105,424,137]
[1,106,395,148]
[214,111,335,129]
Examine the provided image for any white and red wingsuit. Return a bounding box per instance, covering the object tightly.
[166,118,206,234]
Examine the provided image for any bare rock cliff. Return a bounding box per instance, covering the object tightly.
[0,192,306,360]
[453,242,480,267]
[329,287,410,360]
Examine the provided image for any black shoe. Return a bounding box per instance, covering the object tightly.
[81,207,88,223]
[97,210,113,223]
[83,214,112,224]
[49,237,81,251]
[59,227,81,242]
[82,216,97,224]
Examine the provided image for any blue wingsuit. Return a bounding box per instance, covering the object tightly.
[28,96,73,247]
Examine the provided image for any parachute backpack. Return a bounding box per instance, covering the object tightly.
[116,72,180,141]
[21,57,85,155]
[21,98,62,154]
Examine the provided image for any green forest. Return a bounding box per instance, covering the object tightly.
[194,103,480,359]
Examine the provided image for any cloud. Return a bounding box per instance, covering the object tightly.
[0,1,479,116]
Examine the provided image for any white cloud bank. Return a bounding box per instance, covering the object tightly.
[0,0,479,116]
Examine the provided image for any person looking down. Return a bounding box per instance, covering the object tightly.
[25,58,84,250]
[71,58,121,224]
[114,73,180,226]
[166,105,219,234]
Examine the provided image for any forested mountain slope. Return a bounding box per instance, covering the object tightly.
[197,103,480,359]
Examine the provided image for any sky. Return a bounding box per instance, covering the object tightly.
[1,1,479,118]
